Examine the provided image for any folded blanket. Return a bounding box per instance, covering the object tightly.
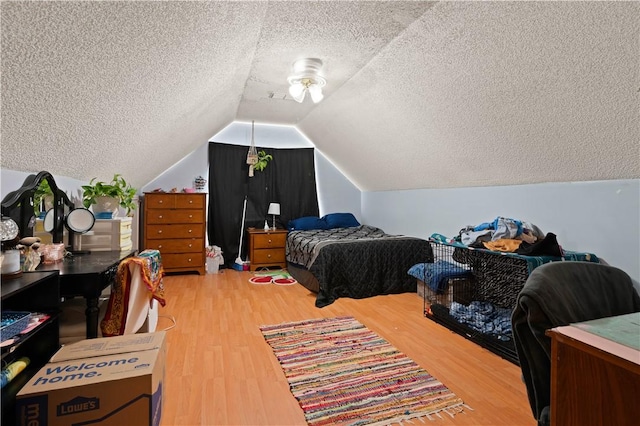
[408,260,471,293]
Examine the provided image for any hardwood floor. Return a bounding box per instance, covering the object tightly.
[159,269,536,426]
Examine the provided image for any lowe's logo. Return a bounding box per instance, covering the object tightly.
[57,396,100,416]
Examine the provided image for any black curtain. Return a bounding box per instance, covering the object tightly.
[208,142,319,266]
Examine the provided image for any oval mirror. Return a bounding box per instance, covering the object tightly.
[43,208,55,233]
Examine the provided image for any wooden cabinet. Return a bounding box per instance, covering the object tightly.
[247,228,287,271]
[142,192,206,275]
[1,271,60,424]
[548,318,640,426]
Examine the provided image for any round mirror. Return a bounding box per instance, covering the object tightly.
[65,208,95,234]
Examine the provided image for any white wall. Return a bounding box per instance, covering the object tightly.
[142,121,362,221]
[314,151,361,220]
[362,179,640,282]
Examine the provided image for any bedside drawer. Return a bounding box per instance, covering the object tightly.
[146,224,204,239]
[145,238,202,253]
[146,209,204,224]
[251,248,286,264]
[252,232,286,249]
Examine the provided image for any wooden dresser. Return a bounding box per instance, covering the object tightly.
[142,192,206,275]
[247,228,287,271]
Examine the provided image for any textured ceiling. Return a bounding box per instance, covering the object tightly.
[1,1,638,191]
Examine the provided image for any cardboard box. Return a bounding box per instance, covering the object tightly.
[16,332,166,426]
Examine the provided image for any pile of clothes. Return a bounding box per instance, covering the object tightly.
[456,216,563,257]
[449,300,512,341]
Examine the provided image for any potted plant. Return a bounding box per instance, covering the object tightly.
[82,174,137,216]
[255,150,272,172]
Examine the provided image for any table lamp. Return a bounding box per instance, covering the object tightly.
[267,203,280,230]
[1,216,21,279]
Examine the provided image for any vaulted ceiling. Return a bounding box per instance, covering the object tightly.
[2,1,638,191]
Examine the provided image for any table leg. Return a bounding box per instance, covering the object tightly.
[84,297,100,338]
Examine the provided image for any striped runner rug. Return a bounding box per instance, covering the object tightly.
[260,316,467,425]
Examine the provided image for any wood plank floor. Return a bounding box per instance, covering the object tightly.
[158,269,536,426]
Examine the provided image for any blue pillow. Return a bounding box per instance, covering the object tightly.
[322,212,360,229]
[287,216,328,231]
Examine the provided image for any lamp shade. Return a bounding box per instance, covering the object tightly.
[308,84,324,103]
[0,217,19,242]
[267,203,280,215]
[289,82,305,102]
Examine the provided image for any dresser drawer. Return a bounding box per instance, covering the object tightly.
[145,224,204,239]
[252,232,286,249]
[145,194,175,209]
[145,238,202,253]
[79,233,132,251]
[251,248,286,264]
[145,209,204,224]
[161,252,205,269]
[176,195,204,209]
[92,218,133,234]
[146,193,205,209]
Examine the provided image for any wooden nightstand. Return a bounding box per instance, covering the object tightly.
[247,228,288,271]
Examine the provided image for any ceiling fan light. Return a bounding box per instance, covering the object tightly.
[308,84,324,103]
[289,82,306,102]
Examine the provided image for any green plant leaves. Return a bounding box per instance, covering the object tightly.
[255,150,273,172]
[82,174,137,215]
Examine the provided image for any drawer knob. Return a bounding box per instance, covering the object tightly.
[268,239,272,243]
[267,254,271,258]
[158,245,162,249]
[189,214,193,218]
[188,229,192,233]
[159,200,163,204]
[188,243,192,248]
[189,200,193,204]
[188,258,192,262]
[158,215,163,219]
[158,230,163,234]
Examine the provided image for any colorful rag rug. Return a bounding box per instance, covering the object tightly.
[260,316,466,425]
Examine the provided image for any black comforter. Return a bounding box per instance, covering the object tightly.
[287,226,433,307]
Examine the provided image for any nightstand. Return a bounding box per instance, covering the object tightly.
[247,228,288,271]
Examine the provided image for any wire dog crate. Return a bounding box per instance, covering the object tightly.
[421,241,529,365]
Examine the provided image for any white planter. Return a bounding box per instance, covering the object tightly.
[93,196,120,217]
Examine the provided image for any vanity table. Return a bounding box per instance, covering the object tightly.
[36,249,135,338]
[1,171,137,339]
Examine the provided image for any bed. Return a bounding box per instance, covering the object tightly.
[286,223,433,307]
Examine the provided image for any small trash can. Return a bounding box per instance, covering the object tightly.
[206,246,223,274]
